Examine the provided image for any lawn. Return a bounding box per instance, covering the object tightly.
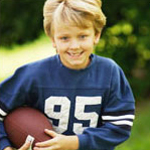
[116,100,150,150]
[0,34,56,82]
[0,34,150,150]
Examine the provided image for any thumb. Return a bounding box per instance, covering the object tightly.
[44,129,58,138]
[18,141,31,150]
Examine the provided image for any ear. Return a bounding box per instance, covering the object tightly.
[94,32,101,45]
[52,38,56,48]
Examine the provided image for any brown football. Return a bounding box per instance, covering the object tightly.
[4,106,53,148]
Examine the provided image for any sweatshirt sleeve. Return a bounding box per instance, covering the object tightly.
[0,66,32,150]
[78,65,135,150]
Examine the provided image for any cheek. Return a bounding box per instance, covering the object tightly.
[55,42,67,52]
[82,39,94,50]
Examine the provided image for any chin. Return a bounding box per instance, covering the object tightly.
[69,62,87,70]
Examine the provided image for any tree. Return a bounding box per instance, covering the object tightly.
[0,0,45,46]
[95,0,150,99]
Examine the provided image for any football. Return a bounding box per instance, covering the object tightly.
[4,106,53,148]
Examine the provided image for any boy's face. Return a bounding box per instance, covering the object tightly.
[52,24,100,70]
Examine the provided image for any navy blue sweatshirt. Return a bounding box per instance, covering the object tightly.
[0,54,135,150]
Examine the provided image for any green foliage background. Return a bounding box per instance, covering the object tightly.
[0,0,150,99]
[0,0,45,46]
[95,0,150,99]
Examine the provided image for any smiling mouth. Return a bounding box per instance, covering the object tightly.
[67,51,84,57]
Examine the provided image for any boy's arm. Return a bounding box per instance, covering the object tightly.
[0,66,30,150]
[78,111,134,150]
[0,120,12,150]
[78,66,135,150]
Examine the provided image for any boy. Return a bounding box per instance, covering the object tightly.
[0,0,135,150]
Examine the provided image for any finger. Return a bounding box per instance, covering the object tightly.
[35,138,56,147]
[34,147,49,150]
[34,145,58,150]
[35,130,59,147]
[35,139,51,147]
[19,141,31,150]
[44,129,58,138]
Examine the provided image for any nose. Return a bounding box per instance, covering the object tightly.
[70,39,80,50]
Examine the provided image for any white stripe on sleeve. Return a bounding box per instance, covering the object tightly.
[110,120,133,126]
[0,108,7,116]
[102,114,135,120]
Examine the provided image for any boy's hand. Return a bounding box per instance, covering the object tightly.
[18,141,31,150]
[4,141,31,150]
[4,147,13,150]
[34,129,79,150]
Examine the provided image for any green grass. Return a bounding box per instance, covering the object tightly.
[116,101,150,150]
[0,34,56,82]
[1,34,150,150]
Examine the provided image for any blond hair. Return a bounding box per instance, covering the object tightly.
[43,0,106,37]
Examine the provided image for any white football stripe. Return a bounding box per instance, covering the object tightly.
[110,120,133,126]
[0,108,7,116]
[102,115,135,120]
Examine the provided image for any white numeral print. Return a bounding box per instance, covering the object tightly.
[73,96,102,134]
[45,96,70,133]
[45,96,102,134]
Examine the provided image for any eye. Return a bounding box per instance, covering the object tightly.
[79,35,87,39]
[60,36,69,41]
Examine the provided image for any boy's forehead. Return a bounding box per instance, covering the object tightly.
[53,20,93,31]
[54,23,93,34]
